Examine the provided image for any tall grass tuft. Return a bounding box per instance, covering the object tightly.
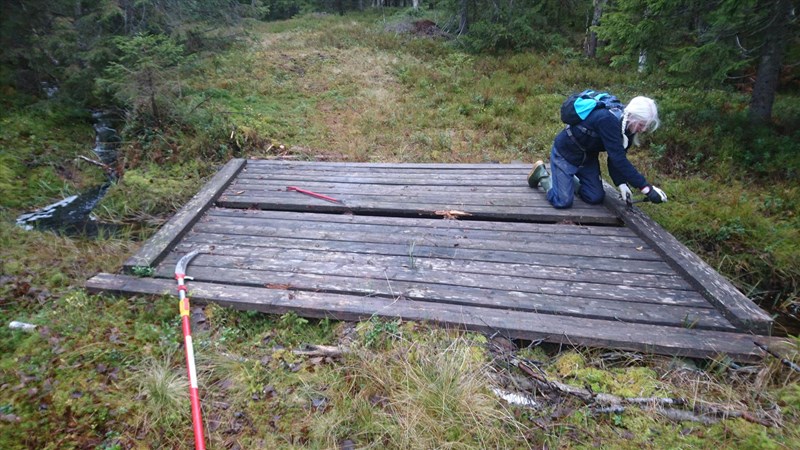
[310,333,528,448]
[131,355,190,445]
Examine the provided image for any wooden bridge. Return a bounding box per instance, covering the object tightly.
[86,159,778,361]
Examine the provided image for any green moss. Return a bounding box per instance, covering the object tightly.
[707,419,781,450]
[96,161,208,221]
[554,351,586,377]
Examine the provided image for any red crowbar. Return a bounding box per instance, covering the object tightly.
[287,186,343,204]
[175,250,206,450]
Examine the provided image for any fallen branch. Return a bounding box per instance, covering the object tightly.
[292,344,346,358]
[78,155,114,175]
[755,341,800,373]
[509,358,778,427]
[658,408,716,425]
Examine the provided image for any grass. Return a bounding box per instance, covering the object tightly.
[1,9,799,449]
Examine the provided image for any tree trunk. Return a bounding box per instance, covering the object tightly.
[412,0,420,9]
[147,71,159,123]
[749,0,793,123]
[584,0,607,58]
[638,49,647,73]
[458,0,468,35]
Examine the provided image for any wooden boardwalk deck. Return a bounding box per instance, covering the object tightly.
[86,159,777,361]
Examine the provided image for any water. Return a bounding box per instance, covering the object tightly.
[15,111,121,236]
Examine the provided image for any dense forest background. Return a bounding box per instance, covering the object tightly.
[2,1,798,122]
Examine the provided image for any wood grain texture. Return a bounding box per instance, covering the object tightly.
[87,159,774,363]
[86,273,780,361]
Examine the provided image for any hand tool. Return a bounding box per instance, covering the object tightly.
[287,186,343,204]
[623,191,650,208]
[175,250,206,450]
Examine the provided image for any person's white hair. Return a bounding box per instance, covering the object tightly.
[621,96,659,147]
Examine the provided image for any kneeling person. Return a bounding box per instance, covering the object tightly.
[528,95,667,208]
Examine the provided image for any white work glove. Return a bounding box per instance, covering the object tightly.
[618,183,632,204]
[641,185,668,204]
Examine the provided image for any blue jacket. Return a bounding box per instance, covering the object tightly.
[553,108,647,189]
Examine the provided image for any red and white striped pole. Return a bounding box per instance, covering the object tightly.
[175,250,206,450]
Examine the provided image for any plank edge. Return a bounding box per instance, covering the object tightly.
[122,158,246,272]
[602,182,773,334]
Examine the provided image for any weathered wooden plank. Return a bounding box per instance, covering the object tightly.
[231,178,560,194]
[179,232,677,274]
[243,163,531,173]
[169,243,692,290]
[151,264,710,311]
[217,196,620,225]
[233,173,533,186]
[190,221,660,261]
[123,158,246,271]
[141,261,723,329]
[202,212,644,247]
[240,170,531,182]
[224,186,600,211]
[602,183,774,334]
[85,273,776,361]
[245,160,534,170]
[157,252,710,308]
[207,207,636,237]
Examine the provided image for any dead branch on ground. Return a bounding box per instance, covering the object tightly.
[77,155,115,176]
[506,357,780,427]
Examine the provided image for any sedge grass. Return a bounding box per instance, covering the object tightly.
[305,331,529,449]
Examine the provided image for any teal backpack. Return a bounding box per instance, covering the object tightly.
[560,90,624,125]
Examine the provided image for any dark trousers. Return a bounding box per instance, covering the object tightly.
[546,146,605,209]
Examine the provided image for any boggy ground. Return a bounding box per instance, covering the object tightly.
[1,10,799,449]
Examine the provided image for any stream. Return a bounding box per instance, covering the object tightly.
[15,111,121,236]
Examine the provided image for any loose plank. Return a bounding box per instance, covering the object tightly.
[86,273,775,361]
